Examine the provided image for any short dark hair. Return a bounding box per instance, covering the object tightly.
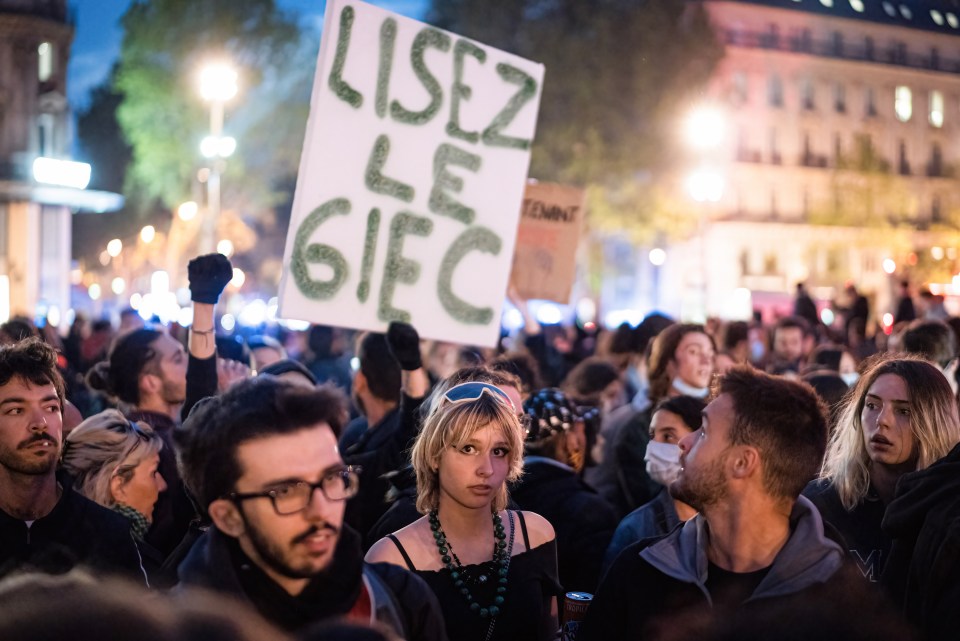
[356,332,400,403]
[175,376,348,509]
[653,395,706,433]
[775,315,811,337]
[561,357,619,401]
[491,353,541,396]
[258,359,318,385]
[903,320,957,369]
[719,321,749,352]
[0,338,65,408]
[85,329,162,405]
[717,366,828,500]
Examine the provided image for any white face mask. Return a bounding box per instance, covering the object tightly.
[840,372,859,387]
[671,377,709,399]
[644,440,683,487]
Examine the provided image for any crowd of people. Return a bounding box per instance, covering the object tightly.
[1,256,959,641]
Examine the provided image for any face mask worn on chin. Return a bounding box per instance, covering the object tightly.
[840,372,859,387]
[672,377,709,399]
[644,441,683,487]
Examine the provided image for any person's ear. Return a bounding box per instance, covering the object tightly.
[209,498,245,537]
[730,446,760,480]
[139,372,161,396]
[353,370,368,394]
[110,473,127,505]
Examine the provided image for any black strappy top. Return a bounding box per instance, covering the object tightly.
[387,511,561,641]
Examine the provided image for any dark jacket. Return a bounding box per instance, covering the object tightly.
[0,478,144,582]
[882,442,960,641]
[581,496,847,641]
[366,465,421,550]
[510,457,618,594]
[603,487,681,575]
[178,525,447,640]
[803,478,890,582]
[343,394,424,542]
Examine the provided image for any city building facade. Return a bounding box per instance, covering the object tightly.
[0,0,121,324]
[621,0,960,325]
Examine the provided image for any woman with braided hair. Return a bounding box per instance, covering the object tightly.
[510,388,618,594]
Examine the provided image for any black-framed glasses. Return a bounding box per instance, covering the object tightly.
[228,466,362,515]
[443,382,515,412]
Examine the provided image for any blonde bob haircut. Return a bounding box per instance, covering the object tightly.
[412,388,525,515]
[821,355,960,510]
[61,409,163,509]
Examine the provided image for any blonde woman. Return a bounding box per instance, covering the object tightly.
[62,410,167,573]
[366,382,561,641]
[804,356,960,580]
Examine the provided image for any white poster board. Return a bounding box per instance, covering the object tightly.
[278,0,545,347]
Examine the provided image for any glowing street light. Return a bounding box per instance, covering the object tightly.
[686,169,725,203]
[230,267,245,288]
[217,239,235,257]
[107,238,123,257]
[178,201,198,221]
[649,248,667,266]
[882,258,897,274]
[111,277,126,295]
[140,225,156,243]
[684,105,726,151]
[198,60,239,254]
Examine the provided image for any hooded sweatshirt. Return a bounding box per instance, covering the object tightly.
[581,496,847,641]
[882,442,960,641]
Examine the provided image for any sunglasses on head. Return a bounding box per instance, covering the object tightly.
[442,382,515,412]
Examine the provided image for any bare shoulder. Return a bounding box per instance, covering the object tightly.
[516,510,556,549]
[364,516,430,566]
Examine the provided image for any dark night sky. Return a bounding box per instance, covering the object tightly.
[66,0,428,109]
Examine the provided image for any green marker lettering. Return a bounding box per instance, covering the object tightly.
[379,212,434,322]
[429,143,481,225]
[357,208,381,302]
[376,18,397,118]
[446,39,486,143]
[390,28,451,125]
[328,5,363,109]
[438,226,502,324]
[482,63,538,150]
[365,134,415,203]
[291,198,351,299]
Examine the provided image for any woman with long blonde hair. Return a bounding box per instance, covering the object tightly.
[366,381,560,641]
[804,355,960,579]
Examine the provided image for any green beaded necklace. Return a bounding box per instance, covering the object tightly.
[429,509,515,624]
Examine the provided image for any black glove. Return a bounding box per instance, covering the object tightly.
[386,321,422,371]
[188,253,234,304]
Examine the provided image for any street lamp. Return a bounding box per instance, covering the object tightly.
[198,61,238,254]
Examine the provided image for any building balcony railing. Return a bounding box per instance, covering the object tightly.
[723,29,960,75]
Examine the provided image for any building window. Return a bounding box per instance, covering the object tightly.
[832,31,843,56]
[932,196,943,224]
[930,90,944,127]
[899,140,910,175]
[769,74,783,107]
[931,47,940,70]
[801,78,815,110]
[865,36,875,60]
[929,143,943,176]
[895,86,912,122]
[834,133,843,164]
[834,83,846,113]
[865,86,877,117]
[37,115,54,156]
[38,42,54,82]
[732,72,748,104]
[770,127,781,164]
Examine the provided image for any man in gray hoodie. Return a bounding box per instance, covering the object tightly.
[582,366,879,641]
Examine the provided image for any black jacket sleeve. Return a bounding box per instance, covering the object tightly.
[368,562,449,641]
[182,353,217,422]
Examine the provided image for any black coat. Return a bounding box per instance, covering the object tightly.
[509,458,618,593]
[882,442,960,641]
[177,525,447,640]
[0,478,144,582]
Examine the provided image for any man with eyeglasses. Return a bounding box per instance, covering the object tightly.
[175,376,447,639]
[0,338,143,580]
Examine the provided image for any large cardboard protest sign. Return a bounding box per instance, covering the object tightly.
[278,0,544,347]
[510,182,585,304]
